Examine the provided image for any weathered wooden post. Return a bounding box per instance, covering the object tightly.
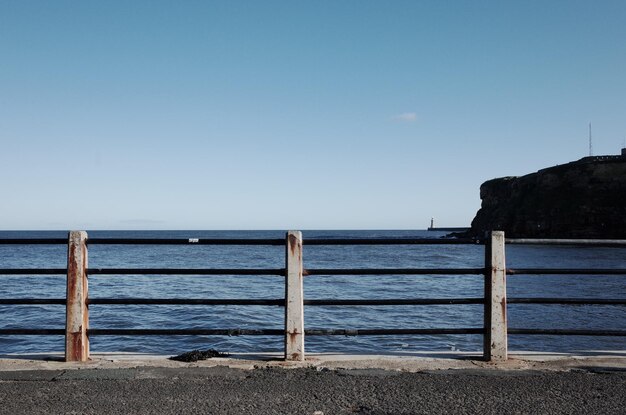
[484,231,507,362]
[66,231,89,362]
[285,230,305,361]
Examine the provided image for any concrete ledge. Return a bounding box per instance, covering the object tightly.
[1,351,625,373]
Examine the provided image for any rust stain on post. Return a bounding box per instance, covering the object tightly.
[288,234,298,256]
[67,331,84,361]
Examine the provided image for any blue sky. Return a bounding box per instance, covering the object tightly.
[1,1,625,230]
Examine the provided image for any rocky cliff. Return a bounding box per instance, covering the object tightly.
[469,155,626,238]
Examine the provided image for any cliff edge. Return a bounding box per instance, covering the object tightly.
[469,153,626,238]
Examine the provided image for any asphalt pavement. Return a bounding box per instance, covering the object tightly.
[0,366,625,414]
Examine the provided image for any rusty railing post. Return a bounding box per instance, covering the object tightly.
[66,231,89,362]
[484,231,507,362]
[285,230,304,361]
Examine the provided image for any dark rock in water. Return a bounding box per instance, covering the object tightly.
[468,154,626,238]
[170,349,229,362]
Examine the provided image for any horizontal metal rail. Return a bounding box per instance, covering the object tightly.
[304,238,483,245]
[28,268,495,276]
[0,329,65,335]
[508,268,626,275]
[5,298,622,306]
[5,237,623,246]
[87,268,285,276]
[305,268,485,276]
[304,328,484,335]
[0,237,484,246]
[87,238,285,245]
[508,298,626,305]
[88,329,284,336]
[0,239,66,245]
[88,298,284,306]
[0,269,66,275]
[506,238,626,246]
[508,329,626,336]
[8,237,625,246]
[0,298,487,306]
[0,299,65,305]
[303,298,485,306]
[0,328,494,336]
[1,268,487,277]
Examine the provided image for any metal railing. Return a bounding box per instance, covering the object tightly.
[505,238,626,338]
[1,231,624,363]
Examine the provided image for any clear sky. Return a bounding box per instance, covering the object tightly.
[1,1,625,230]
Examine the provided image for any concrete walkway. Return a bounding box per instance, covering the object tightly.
[1,352,625,414]
[1,350,625,372]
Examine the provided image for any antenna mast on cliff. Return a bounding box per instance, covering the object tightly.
[589,123,593,157]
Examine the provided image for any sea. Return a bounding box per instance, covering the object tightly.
[1,230,624,356]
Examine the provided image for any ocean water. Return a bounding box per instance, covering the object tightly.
[1,230,624,355]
